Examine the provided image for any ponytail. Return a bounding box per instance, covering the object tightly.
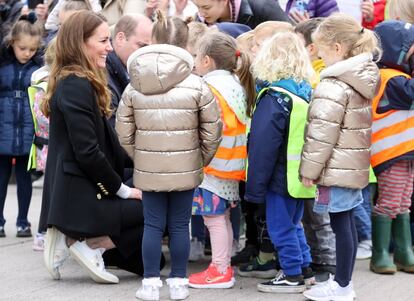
[235,51,255,117]
[152,9,189,48]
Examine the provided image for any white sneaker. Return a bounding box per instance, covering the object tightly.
[303,276,354,301]
[69,241,119,284]
[43,227,69,280]
[166,278,189,300]
[356,240,372,260]
[33,232,45,251]
[135,277,163,300]
[188,238,204,262]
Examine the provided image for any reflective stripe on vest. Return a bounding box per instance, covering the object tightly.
[371,69,414,168]
[256,86,316,199]
[204,86,247,181]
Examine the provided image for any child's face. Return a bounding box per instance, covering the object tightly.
[194,53,214,76]
[12,34,39,64]
[193,0,229,24]
[317,43,346,67]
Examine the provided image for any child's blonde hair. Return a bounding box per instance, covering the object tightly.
[236,31,254,55]
[389,0,414,23]
[313,13,381,59]
[198,31,255,117]
[253,21,294,36]
[187,21,210,50]
[44,38,57,66]
[252,32,314,84]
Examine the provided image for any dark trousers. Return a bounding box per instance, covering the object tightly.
[330,210,358,287]
[0,155,32,227]
[142,190,194,278]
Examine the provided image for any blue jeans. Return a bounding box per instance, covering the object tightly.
[353,184,373,241]
[142,190,194,278]
[266,191,312,276]
[0,155,32,227]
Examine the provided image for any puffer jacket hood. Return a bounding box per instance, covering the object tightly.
[300,53,380,189]
[117,44,222,192]
[320,53,379,100]
[127,44,194,95]
[374,20,414,73]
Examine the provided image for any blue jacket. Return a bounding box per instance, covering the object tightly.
[0,47,41,155]
[106,50,129,127]
[373,20,414,174]
[286,0,339,18]
[245,79,312,203]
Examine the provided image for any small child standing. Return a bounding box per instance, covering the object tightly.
[246,31,316,294]
[189,31,254,289]
[300,14,381,301]
[116,10,222,301]
[369,20,414,274]
[0,13,42,238]
[28,38,56,251]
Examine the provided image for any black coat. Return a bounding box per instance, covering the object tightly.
[42,75,126,237]
[106,51,129,127]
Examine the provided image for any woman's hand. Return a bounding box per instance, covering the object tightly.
[361,0,374,22]
[301,177,315,188]
[289,10,310,24]
[129,188,142,200]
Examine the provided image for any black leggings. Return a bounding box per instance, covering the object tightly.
[330,210,357,287]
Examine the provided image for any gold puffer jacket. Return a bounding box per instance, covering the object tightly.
[300,53,380,189]
[116,44,222,192]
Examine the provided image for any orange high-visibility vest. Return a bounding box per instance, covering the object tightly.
[371,68,414,167]
[204,86,247,181]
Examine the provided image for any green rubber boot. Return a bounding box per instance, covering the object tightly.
[392,213,414,273]
[370,215,396,274]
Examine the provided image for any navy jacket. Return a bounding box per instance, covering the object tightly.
[106,50,129,127]
[0,47,41,155]
[373,21,414,174]
[245,79,312,203]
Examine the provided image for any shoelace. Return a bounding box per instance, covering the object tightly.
[92,248,106,271]
[271,270,286,283]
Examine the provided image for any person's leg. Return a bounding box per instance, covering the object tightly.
[0,155,12,229]
[330,211,356,287]
[203,214,230,273]
[349,209,358,280]
[230,204,240,242]
[302,198,336,270]
[14,155,32,228]
[266,192,303,277]
[191,215,206,243]
[167,189,194,278]
[142,191,168,278]
[293,200,311,269]
[354,185,372,242]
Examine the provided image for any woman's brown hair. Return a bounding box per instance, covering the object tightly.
[198,31,255,117]
[42,11,111,118]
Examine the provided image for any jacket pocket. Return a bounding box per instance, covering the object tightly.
[63,162,87,177]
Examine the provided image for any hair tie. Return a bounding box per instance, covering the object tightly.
[360,27,365,34]
[19,11,37,24]
[235,50,241,57]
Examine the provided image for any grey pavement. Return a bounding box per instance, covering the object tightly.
[1,184,414,301]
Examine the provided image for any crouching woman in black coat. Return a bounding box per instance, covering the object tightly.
[40,11,151,284]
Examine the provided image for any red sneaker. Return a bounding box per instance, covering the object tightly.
[189,264,235,289]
